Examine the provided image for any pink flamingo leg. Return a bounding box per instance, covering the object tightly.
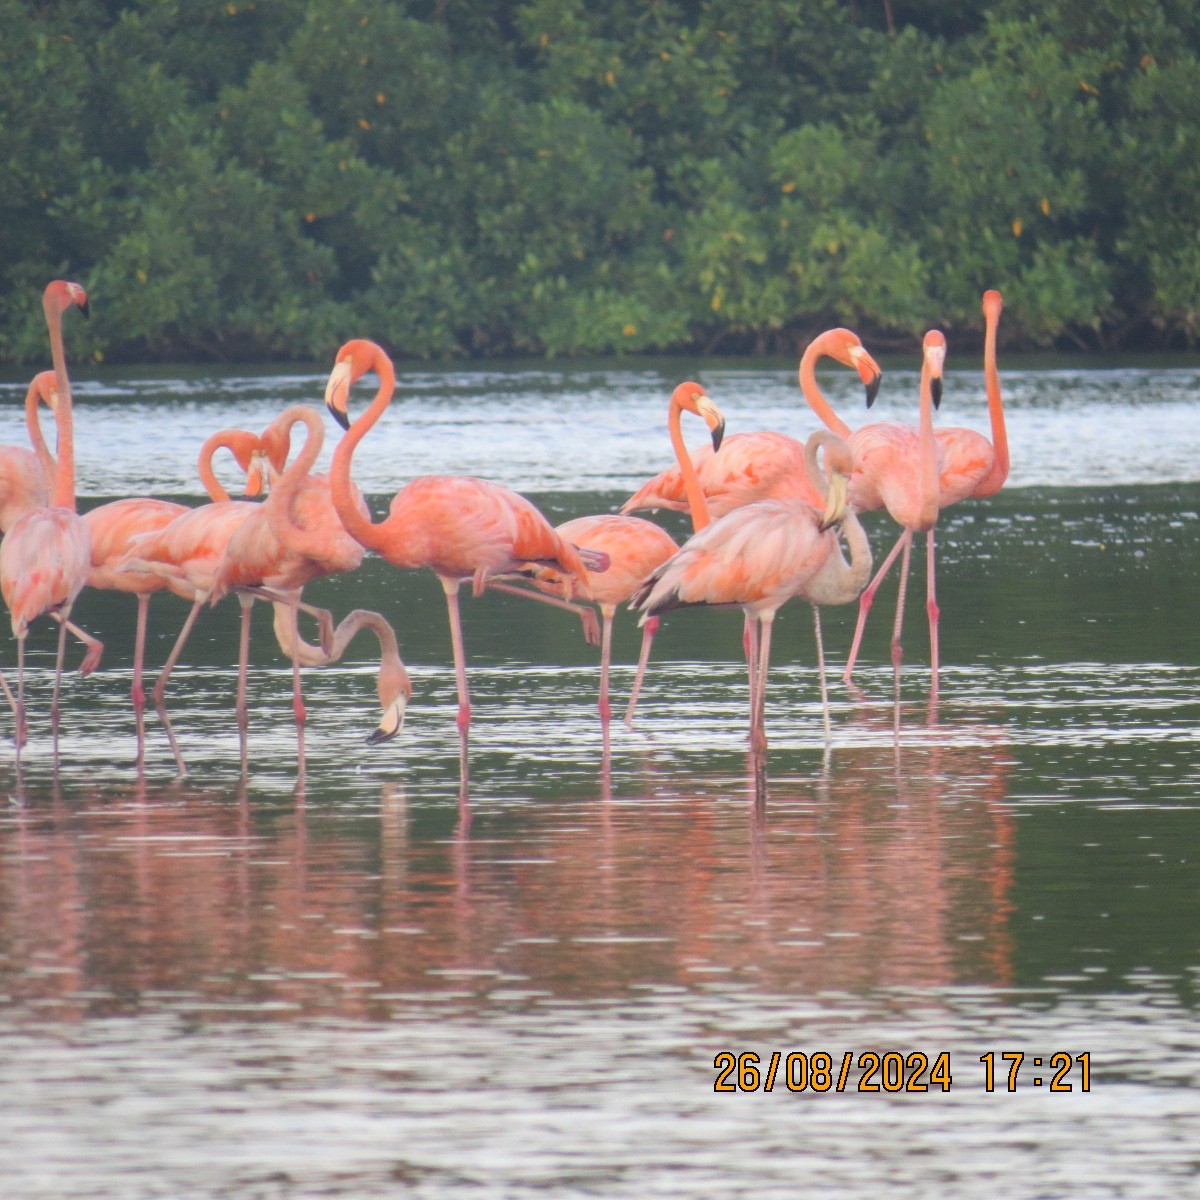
[484,581,600,646]
[235,595,253,761]
[14,636,26,757]
[812,605,831,750]
[49,614,104,676]
[0,670,16,731]
[131,594,150,765]
[750,614,774,754]
[441,578,472,733]
[891,531,914,676]
[844,528,910,686]
[926,528,940,700]
[744,615,759,729]
[597,606,614,724]
[288,593,308,778]
[50,612,70,751]
[624,615,659,726]
[153,595,206,775]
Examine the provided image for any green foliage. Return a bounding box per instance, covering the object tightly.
[0,0,1196,361]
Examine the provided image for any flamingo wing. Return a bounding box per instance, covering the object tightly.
[0,446,52,534]
[85,497,189,591]
[1,507,92,633]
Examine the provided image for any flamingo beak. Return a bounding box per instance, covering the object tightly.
[78,300,90,319]
[850,346,882,407]
[818,472,849,533]
[697,396,726,452]
[931,377,943,410]
[243,452,266,497]
[325,360,353,431]
[864,371,881,408]
[366,692,408,745]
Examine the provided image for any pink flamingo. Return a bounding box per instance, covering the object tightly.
[0,281,100,755]
[806,295,1005,691]
[0,371,58,534]
[210,405,370,770]
[84,428,270,764]
[621,331,882,521]
[632,430,872,752]
[267,603,412,746]
[324,338,597,737]
[499,383,727,726]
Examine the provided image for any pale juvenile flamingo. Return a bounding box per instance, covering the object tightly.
[632,430,872,752]
[324,338,596,737]
[621,332,882,520]
[0,281,100,755]
[210,405,369,770]
[812,295,1005,691]
[0,371,58,533]
[267,603,411,745]
[498,382,727,725]
[84,428,270,764]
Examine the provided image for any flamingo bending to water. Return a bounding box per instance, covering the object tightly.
[0,281,99,754]
[211,405,370,769]
[324,338,597,737]
[632,430,872,752]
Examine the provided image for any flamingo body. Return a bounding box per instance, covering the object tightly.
[126,502,261,599]
[546,514,679,608]
[622,430,823,521]
[85,498,189,593]
[1,507,92,635]
[849,422,945,531]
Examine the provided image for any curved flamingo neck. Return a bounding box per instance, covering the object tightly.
[802,429,841,502]
[330,349,395,555]
[799,332,853,441]
[976,304,1008,497]
[267,407,326,557]
[43,293,76,510]
[915,348,941,530]
[24,380,56,480]
[668,397,712,531]
[197,431,254,501]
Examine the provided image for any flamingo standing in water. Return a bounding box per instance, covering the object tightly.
[805,294,1006,691]
[504,382,727,726]
[324,339,597,738]
[0,371,58,533]
[84,428,270,764]
[210,405,373,769]
[632,430,872,752]
[0,281,100,755]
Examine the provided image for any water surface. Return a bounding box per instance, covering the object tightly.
[0,363,1197,1197]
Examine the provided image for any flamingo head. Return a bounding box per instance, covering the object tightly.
[815,435,854,532]
[982,289,1003,323]
[257,413,297,486]
[826,330,882,408]
[220,430,270,497]
[671,381,726,451]
[923,329,947,409]
[366,660,412,746]
[31,370,59,411]
[43,280,90,319]
[325,339,389,431]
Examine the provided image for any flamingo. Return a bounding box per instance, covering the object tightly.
[84,428,271,764]
[621,331,882,521]
[324,338,596,737]
[811,295,1005,691]
[498,382,727,726]
[0,280,100,755]
[631,430,872,753]
[0,371,58,534]
[210,405,369,769]
[266,603,412,745]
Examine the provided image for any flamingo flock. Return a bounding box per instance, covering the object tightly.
[0,280,1009,772]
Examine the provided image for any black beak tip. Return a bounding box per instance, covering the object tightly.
[711,419,726,453]
[365,727,397,746]
[931,377,943,410]
[865,374,880,408]
[79,300,91,320]
[329,405,351,432]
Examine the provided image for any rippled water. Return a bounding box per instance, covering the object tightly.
[0,361,1198,1197]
